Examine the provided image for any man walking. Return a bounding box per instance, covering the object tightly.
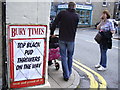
[50,2,79,81]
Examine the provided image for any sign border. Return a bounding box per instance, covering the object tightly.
[8,25,47,88]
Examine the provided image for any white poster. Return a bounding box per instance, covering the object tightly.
[13,39,45,81]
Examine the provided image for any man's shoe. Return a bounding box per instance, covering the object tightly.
[95,64,101,68]
[97,66,107,71]
[64,78,69,81]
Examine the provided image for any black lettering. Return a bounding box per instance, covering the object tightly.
[17,43,26,48]
[32,63,42,68]
[24,50,34,55]
[26,42,41,48]
[16,65,23,70]
[17,56,40,63]
[24,64,31,69]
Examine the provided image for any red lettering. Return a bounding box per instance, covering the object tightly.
[18,28,26,35]
[39,28,44,35]
[11,28,26,37]
[32,28,38,35]
[28,28,45,37]
[11,28,17,37]
[28,28,32,37]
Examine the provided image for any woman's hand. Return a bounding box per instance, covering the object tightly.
[97,20,104,30]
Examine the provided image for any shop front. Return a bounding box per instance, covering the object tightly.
[57,3,93,26]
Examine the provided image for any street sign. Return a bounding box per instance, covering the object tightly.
[8,25,47,88]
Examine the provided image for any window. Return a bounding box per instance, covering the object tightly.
[78,10,91,25]
[86,0,91,4]
[103,0,107,7]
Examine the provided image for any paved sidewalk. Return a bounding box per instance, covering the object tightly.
[48,60,80,88]
[113,34,120,40]
[0,61,80,89]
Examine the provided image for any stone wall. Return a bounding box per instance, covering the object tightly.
[92,2,115,25]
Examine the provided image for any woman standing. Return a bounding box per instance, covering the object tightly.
[95,10,115,71]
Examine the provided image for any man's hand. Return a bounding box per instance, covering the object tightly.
[111,30,115,34]
[51,35,56,38]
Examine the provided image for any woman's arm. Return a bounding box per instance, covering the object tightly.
[109,21,116,34]
[97,20,104,30]
[97,23,101,30]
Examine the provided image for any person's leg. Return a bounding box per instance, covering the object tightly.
[100,44,103,66]
[67,42,74,77]
[59,40,69,79]
[100,44,108,68]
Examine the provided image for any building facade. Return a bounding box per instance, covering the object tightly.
[51,0,119,27]
[0,0,51,89]
[113,1,120,20]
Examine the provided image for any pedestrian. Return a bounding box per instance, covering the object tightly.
[95,10,115,71]
[50,2,79,81]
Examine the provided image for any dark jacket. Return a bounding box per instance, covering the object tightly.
[50,8,79,42]
[100,31,112,49]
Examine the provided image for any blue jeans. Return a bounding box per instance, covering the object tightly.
[99,44,108,68]
[59,40,74,79]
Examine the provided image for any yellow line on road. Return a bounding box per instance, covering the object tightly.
[73,63,98,89]
[73,59,107,89]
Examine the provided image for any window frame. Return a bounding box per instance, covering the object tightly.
[102,0,107,7]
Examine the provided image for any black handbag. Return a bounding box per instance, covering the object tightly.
[94,32,102,44]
